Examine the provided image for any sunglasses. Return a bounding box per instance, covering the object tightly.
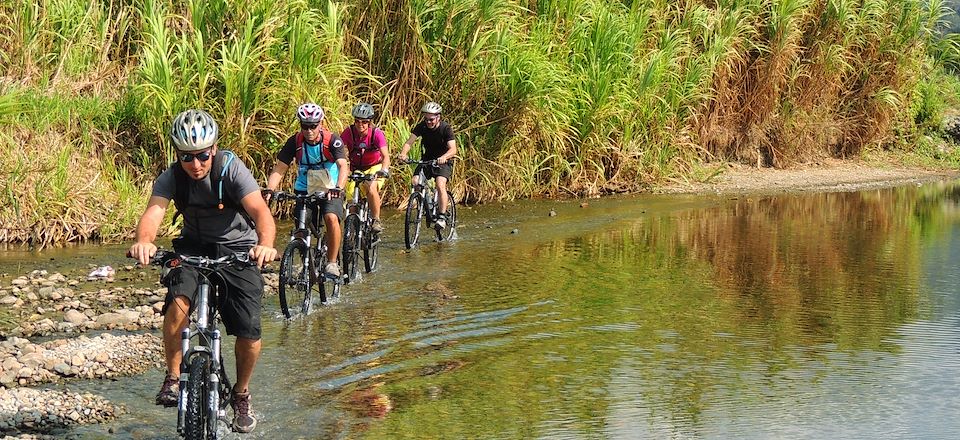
[355,118,372,124]
[300,123,319,130]
[423,115,439,122]
[179,150,212,163]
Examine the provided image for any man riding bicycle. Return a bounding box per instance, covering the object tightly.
[341,102,391,233]
[264,103,349,277]
[398,101,457,229]
[128,109,277,434]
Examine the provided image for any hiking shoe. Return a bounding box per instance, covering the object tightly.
[434,215,446,230]
[231,391,257,433]
[324,262,341,278]
[155,376,178,407]
[371,218,384,233]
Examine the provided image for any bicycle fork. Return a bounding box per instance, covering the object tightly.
[176,283,225,434]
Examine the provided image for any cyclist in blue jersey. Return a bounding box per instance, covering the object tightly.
[264,103,349,277]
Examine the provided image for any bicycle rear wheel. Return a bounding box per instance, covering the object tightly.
[278,241,313,318]
[184,355,210,440]
[342,214,362,283]
[435,191,458,242]
[404,192,424,249]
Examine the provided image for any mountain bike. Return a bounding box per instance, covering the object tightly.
[272,190,342,318]
[138,250,249,440]
[342,170,387,283]
[402,159,457,249]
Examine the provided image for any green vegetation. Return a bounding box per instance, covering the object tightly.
[1,0,959,245]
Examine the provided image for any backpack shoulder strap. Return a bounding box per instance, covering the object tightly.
[213,150,236,210]
[321,129,334,162]
[295,132,305,164]
[172,162,188,217]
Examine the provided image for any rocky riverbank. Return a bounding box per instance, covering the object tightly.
[0,265,280,437]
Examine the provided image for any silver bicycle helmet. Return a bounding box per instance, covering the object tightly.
[352,102,375,119]
[297,103,325,123]
[421,101,442,114]
[170,109,218,151]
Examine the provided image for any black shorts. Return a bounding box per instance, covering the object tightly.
[295,191,344,231]
[416,162,453,181]
[163,240,264,340]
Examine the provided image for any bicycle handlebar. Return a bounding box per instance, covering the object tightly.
[402,158,456,166]
[347,171,387,182]
[270,190,332,205]
[130,249,253,269]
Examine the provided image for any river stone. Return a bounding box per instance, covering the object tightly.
[11,277,28,287]
[48,273,67,283]
[17,367,34,378]
[2,358,21,371]
[54,363,73,375]
[20,353,44,369]
[64,309,87,325]
[0,295,17,305]
[94,313,126,327]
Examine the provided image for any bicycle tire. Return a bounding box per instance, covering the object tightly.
[342,214,362,283]
[184,355,210,440]
[278,241,312,318]
[320,274,341,300]
[435,191,458,242]
[363,228,379,272]
[404,192,424,249]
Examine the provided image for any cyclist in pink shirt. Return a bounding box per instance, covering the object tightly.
[341,102,391,232]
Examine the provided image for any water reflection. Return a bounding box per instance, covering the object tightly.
[23,182,960,438]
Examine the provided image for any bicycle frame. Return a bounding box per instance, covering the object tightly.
[273,191,341,314]
[143,251,250,439]
[346,173,373,227]
[343,172,384,281]
[411,163,440,225]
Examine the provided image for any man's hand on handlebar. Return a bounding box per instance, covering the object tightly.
[261,188,275,204]
[249,245,277,268]
[328,187,343,199]
[129,242,157,266]
[376,169,390,179]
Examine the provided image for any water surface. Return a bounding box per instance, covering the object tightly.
[6,182,960,439]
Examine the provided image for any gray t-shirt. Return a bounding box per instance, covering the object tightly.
[152,154,261,250]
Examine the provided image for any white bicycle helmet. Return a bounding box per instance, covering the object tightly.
[297,103,325,123]
[170,109,218,151]
[352,102,375,119]
[421,101,442,114]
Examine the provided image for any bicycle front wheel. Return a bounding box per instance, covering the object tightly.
[184,355,211,440]
[342,214,362,283]
[435,191,458,242]
[278,241,312,318]
[363,226,379,272]
[404,192,424,249]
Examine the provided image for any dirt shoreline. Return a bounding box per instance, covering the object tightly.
[656,160,960,195]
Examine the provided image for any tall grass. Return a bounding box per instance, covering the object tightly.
[0,0,955,244]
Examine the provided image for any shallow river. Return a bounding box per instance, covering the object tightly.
[7,181,960,439]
